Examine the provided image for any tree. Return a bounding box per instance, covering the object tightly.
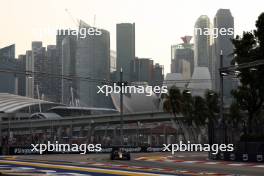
[182,90,219,126]
[181,90,198,142]
[162,86,186,141]
[228,101,243,128]
[181,90,194,126]
[232,13,264,134]
[204,90,219,121]
[192,96,209,126]
[162,86,183,116]
[162,86,220,143]
[227,101,245,143]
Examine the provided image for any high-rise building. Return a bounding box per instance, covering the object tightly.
[26,42,59,102]
[0,44,17,94]
[213,9,236,104]
[28,41,42,99]
[55,30,77,103]
[110,50,117,72]
[24,38,74,103]
[75,21,111,108]
[131,58,164,86]
[46,45,61,102]
[55,29,77,103]
[0,44,15,59]
[188,16,212,96]
[26,50,34,97]
[153,64,164,87]
[116,23,135,81]
[110,50,117,81]
[17,54,26,96]
[32,42,49,100]
[132,58,153,84]
[61,35,77,105]
[194,15,210,67]
[171,36,194,79]
[171,45,178,73]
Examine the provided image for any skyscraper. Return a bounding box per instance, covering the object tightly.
[55,30,76,103]
[0,44,17,94]
[26,50,33,97]
[75,21,111,108]
[171,36,194,79]
[110,50,117,73]
[25,41,43,98]
[116,23,135,81]
[213,9,236,104]
[188,16,212,96]
[194,15,210,67]
[0,44,15,59]
[55,29,78,103]
[31,42,47,99]
[17,54,26,96]
[61,35,77,105]
[46,45,61,102]
[25,42,60,102]
[131,58,164,86]
[132,58,154,84]
[153,63,164,87]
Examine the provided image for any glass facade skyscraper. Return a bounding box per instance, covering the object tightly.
[116,23,135,81]
[213,9,237,104]
[61,35,77,105]
[75,21,111,108]
[171,36,194,79]
[194,15,210,67]
[0,45,17,94]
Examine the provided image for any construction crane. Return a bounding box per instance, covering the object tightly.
[65,8,96,27]
[65,8,79,27]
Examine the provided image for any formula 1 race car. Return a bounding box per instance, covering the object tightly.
[110,147,131,160]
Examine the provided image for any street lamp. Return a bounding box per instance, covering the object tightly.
[221,72,228,76]
[234,70,241,76]
[183,89,191,94]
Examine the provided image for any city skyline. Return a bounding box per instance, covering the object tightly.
[1,0,264,74]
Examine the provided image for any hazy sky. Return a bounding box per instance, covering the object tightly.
[1,0,263,73]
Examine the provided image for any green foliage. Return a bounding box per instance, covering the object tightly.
[192,96,209,126]
[162,86,219,126]
[162,86,183,117]
[228,101,243,128]
[231,13,264,133]
[204,90,220,118]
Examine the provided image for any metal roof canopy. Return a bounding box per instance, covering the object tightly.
[0,93,58,113]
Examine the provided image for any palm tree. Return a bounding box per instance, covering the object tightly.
[182,90,219,144]
[162,86,187,142]
[181,90,198,143]
[182,90,194,125]
[228,101,244,142]
[162,86,183,115]
[204,90,219,121]
[204,90,220,145]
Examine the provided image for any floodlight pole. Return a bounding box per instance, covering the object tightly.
[219,50,226,144]
[120,68,124,145]
[219,51,224,122]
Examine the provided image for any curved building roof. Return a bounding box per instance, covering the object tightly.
[0,93,60,113]
[188,66,212,96]
[111,91,161,113]
[163,73,186,88]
